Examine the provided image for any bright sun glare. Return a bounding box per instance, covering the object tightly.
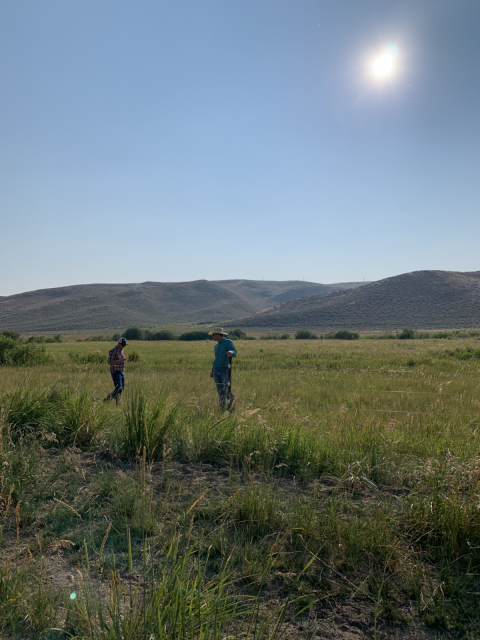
[370,45,399,80]
[373,54,394,77]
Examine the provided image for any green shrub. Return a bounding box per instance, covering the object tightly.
[127,351,141,362]
[0,330,21,341]
[178,331,210,341]
[398,328,416,340]
[260,333,289,340]
[0,337,49,366]
[448,348,480,361]
[295,330,318,340]
[26,335,46,343]
[124,327,145,341]
[150,330,176,340]
[330,330,359,340]
[229,329,248,340]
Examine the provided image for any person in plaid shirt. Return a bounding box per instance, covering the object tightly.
[104,337,128,404]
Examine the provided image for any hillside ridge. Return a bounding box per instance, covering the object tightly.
[0,279,364,332]
[234,270,480,330]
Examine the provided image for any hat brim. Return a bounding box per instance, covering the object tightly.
[208,331,228,336]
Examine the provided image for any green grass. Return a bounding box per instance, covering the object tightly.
[1,338,480,638]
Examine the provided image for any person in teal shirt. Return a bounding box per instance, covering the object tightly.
[208,327,236,408]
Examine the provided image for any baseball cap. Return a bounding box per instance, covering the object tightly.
[118,337,128,346]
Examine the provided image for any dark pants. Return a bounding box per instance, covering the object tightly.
[105,371,125,404]
[212,366,234,408]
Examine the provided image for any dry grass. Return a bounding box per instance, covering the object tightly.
[1,337,480,638]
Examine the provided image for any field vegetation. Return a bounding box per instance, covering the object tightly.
[1,337,480,638]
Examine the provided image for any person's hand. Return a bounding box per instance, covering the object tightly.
[226,351,233,357]
[210,371,214,378]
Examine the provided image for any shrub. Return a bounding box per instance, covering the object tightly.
[0,330,21,341]
[27,336,46,343]
[229,329,248,340]
[150,330,176,341]
[398,328,416,340]
[178,331,210,341]
[260,333,289,340]
[330,330,359,340]
[295,330,318,340]
[0,337,49,366]
[127,351,141,362]
[124,327,145,341]
[68,351,106,364]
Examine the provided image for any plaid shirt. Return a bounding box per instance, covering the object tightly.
[108,345,126,373]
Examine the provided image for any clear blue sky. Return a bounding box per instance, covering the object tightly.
[1,0,479,296]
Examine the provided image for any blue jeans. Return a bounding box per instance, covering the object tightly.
[110,371,125,402]
[212,366,234,408]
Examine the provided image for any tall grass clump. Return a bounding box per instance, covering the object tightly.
[122,391,177,459]
[1,386,109,447]
[1,389,58,442]
[0,561,60,637]
[68,351,106,364]
[54,388,111,447]
[63,525,282,640]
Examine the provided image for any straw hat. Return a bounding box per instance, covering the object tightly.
[208,327,228,336]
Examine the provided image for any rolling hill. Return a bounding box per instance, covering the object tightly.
[0,279,364,333]
[234,270,480,331]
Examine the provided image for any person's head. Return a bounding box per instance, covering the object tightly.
[118,337,128,349]
[208,327,228,343]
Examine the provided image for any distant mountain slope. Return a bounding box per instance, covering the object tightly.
[0,279,364,332]
[234,270,480,330]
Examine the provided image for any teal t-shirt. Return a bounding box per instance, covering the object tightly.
[212,338,237,368]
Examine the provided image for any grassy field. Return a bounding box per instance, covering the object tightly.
[1,338,480,639]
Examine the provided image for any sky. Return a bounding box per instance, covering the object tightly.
[1,0,479,296]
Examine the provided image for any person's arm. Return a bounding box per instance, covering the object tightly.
[108,350,124,366]
[226,340,236,358]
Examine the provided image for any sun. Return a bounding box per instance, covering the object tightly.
[370,45,399,80]
[372,53,394,78]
